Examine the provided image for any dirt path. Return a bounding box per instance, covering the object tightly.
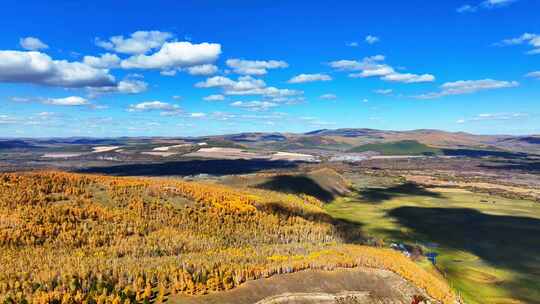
[170,267,433,304]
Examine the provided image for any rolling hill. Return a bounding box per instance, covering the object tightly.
[348,140,442,155]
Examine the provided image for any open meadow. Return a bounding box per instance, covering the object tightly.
[325,175,540,304]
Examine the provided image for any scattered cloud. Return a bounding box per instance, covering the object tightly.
[526,71,540,79]
[0,114,17,124]
[457,0,517,13]
[195,75,302,99]
[456,4,477,13]
[329,59,366,71]
[330,55,435,83]
[83,53,121,68]
[19,37,49,50]
[120,42,222,70]
[203,94,225,101]
[187,64,218,76]
[498,33,540,55]
[319,93,337,100]
[230,100,278,111]
[381,73,435,83]
[0,51,115,88]
[44,96,89,106]
[365,35,380,44]
[374,89,393,95]
[196,75,265,90]
[128,101,181,115]
[88,79,148,95]
[288,73,332,83]
[95,30,172,54]
[415,79,519,99]
[346,41,359,47]
[458,112,528,123]
[225,59,288,75]
[190,112,207,118]
[299,116,336,126]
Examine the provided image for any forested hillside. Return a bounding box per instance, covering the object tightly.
[0,171,454,303]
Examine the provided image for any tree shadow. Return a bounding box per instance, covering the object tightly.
[258,201,365,244]
[256,175,336,203]
[386,206,540,303]
[77,159,299,177]
[441,148,530,159]
[479,159,540,173]
[357,182,442,204]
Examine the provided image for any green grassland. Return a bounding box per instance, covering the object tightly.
[325,177,540,304]
[347,140,442,155]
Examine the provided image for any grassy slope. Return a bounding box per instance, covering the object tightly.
[348,140,442,155]
[325,179,540,304]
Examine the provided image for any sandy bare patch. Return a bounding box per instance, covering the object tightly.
[141,151,177,157]
[171,267,433,304]
[270,152,317,162]
[92,146,119,153]
[371,155,426,159]
[183,147,263,160]
[254,291,370,304]
[41,153,83,158]
[153,144,192,151]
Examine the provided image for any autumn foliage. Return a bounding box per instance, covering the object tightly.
[0,171,455,303]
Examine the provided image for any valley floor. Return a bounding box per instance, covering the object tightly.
[325,176,540,304]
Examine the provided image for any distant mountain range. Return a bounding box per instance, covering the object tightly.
[1,128,539,155]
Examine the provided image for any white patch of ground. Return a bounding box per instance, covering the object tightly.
[41,153,83,158]
[141,151,177,157]
[370,155,426,159]
[172,267,434,304]
[270,152,317,162]
[183,147,263,160]
[92,146,120,153]
[152,144,192,151]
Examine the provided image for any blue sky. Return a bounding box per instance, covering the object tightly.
[0,0,539,137]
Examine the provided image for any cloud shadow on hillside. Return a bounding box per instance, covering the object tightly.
[77,159,300,177]
[357,182,442,204]
[256,175,336,203]
[386,206,540,303]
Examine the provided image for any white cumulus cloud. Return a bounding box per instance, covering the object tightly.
[331,55,434,83]
[230,100,278,111]
[381,73,435,83]
[83,53,121,68]
[95,30,172,54]
[365,35,380,44]
[498,33,540,55]
[203,94,225,101]
[128,101,180,113]
[416,79,519,99]
[457,0,517,13]
[195,75,303,103]
[288,73,332,83]
[0,50,115,88]
[226,59,288,75]
[121,41,222,70]
[187,64,218,76]
[19,37,49,51]
[88,79,148,95]
[44,96,88,106]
